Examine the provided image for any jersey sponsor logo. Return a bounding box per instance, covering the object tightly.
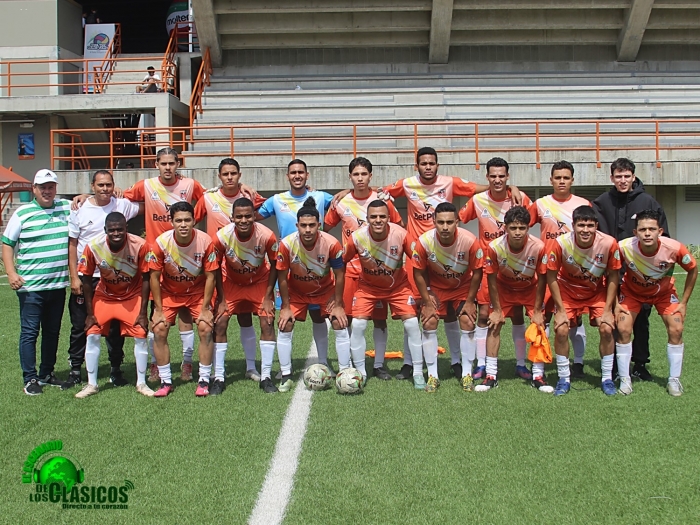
[413,211,434,221]
[670,294,679,303]
[113,268,121,276]
[484,230,505,241]
[566,254,574,264]
[409,191,419,201]
[360,249,370,258]
[556,220,566,230]
[177,265,187,274]
[545,232,565,239]
[212,203,221,213]
[428,252,437,262]
[292,255,301,264]
[87,220,93,226]
[343,207,353,217]
[226,248,235,258]
[682,254,692,265]
[500,258,507,267]
[407,296,416,305]
[390,246,398,256]
[628,261,637,270]
[481,208,490,218]
[99,259,109,268]
[457,252,465,261]
[442,263,452,272]
[152,213,170,222]
[423,202,433,212]
[543,209,552,218]
[150,191,160,201]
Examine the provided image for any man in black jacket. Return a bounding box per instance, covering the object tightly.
[593,158,670,381]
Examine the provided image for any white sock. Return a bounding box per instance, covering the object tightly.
[180,330,194,363]
[556,354,570,382]
[85,333,101,386]
[444,321,461,365]
[512,324,526,367]
[260,340,276,381]
[158,363,172,384]
[277,330,293,375]
[349,318,368,375]
[601,354,614,381]
[667,343,684,379]
[199,364,212,383]
[460,329,476,377]
[134,338,148,385]
[147,331,155,363]
[532,362,545,379]
[403,317,423,376]
[486,356,498,378]
[615,342,633,379]
[240,325,257,371]
[214,342,227,381]
[571,324,586,364]
[475,326,487,367]
[403,330,413,366]
[313,321,329,365]
[373,326,387,368]
[423,329,439,379]
[334,328,351,372]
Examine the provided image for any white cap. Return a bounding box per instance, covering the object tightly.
[34,169,58,185]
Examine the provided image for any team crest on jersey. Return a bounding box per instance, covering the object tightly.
[437,189,446,200]
[292,255,301,264]
[543,209,552,218]
[618,293,625,303]
[670,294,679,303]
[150,191,160,201]
[126,255,135,264]
[212,203,221,213]
[428,252,437,262]
[194,253,203,263]
[409,191,419,201]
[659,261,668,270]
[527,256,535,266]
[390,246,398,256]
[180,190,188,200]
[595,253,604,263]
[682,254,692,265]
[99,259,108,268]
[457,252,465,261]
[254,245,262,255]
[481,208,490,218]
[317,255,326,264]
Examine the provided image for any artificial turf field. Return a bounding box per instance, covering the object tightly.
[1,276,699,524]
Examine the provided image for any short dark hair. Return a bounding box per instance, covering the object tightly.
[635,209,661,227]
[104,211,126,225]
[147,66,155,71]
[219,158,240,173]
[232,197,254,213]
[434,202,457,215]
[156,148,179,162]
[367,199,388,212]
[572,205,598,224]
[92,169,113,183]
[551,160,574,177]
[288,159,307,172]
[610,157,635,175]
[486,157,509,174]
[297,197,319,221]
[504,206,530,226]
[169,201,194,219]
[349,157,372,173]
[416,147,438,163]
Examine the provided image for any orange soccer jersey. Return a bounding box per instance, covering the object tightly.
[149,229,218,296]
[276,231,344,298]
[485,234,547,291]
[124,176,204,246]
[459,190,533,249]
[78,233,149,300]
[546,231,621,301]
[528,194,591,241]
[619,236,697,300]
[383,175,476,242]
[214,223,277,286]
[194,189,266,238]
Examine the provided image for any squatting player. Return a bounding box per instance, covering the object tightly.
[412,202,482,392]
[275,198,349,393]
[546,205,621,396]
[343,201,424,388]
[615,209,697,396]
[480,206,549,393]
[76,212,153,398]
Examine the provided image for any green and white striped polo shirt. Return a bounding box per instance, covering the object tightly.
[2,199,70,292]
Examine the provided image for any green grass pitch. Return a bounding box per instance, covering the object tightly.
[1,277,698,524]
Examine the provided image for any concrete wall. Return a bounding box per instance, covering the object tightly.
[0,1,57,48]
[1,118,53,181]
[57,0,83,56]
[675,186,700,247]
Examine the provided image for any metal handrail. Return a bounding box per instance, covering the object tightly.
[189,47,212,128]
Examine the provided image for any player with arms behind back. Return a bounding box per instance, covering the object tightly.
[615,209,697,396]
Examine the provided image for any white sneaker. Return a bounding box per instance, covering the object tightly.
[75,384,99,399]
[136,383,155,397]
[667,377,684,397]
[245,369,261,382]
[619,377,633,395]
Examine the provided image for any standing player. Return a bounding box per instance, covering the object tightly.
[480,206,549,392]
[213,198,278,394]
[381,147,521,380]
[194,158,266,382]
[528,160,591,377]
[344,201,424,387]
[148,202,222,397]
[546,205,621,396]
[66,170,141,389]
[412,202,483,392]
[76,212,153,397]
[275,198,349,392]
[459,157,532,381]
[324,157,404,380]
[615,210,697,396]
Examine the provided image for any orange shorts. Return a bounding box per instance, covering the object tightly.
[488,284,545,319]
[561,288,606,322]
[87,295,147,338]
[289,289,335,321]
[223,277,270,317]
[430,285,473,317]
[162,293,209,325]
[344,276,387,320]
[352,282,417,319]
[619,286,681,316]
[476,273,490,306]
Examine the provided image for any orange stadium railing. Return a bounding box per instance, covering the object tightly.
[50,118,700,171]
[189,47,212,128]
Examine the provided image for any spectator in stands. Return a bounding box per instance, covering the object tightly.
[85,8,98,25]
[136,67,161,93]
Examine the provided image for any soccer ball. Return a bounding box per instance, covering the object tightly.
[335,368,364,395]
[303,363,333,391]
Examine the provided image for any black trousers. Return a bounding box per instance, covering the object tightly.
[68,277,125,371]
[631,303,652,365]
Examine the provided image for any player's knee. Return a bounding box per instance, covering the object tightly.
[422,317,438,331]
[459,317,475,331]
[259,318,275,339]
[555,325,569,341]
[351,318,368,333]
[153,323,169,340]
[598,323,613,338]
[668,325,683,344]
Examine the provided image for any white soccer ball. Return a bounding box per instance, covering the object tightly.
[335,368,364,395]
[303,363,332,391]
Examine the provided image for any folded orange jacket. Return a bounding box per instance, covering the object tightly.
[525,323,553,364]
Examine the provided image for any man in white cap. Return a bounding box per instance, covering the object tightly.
[2,169,71,395]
